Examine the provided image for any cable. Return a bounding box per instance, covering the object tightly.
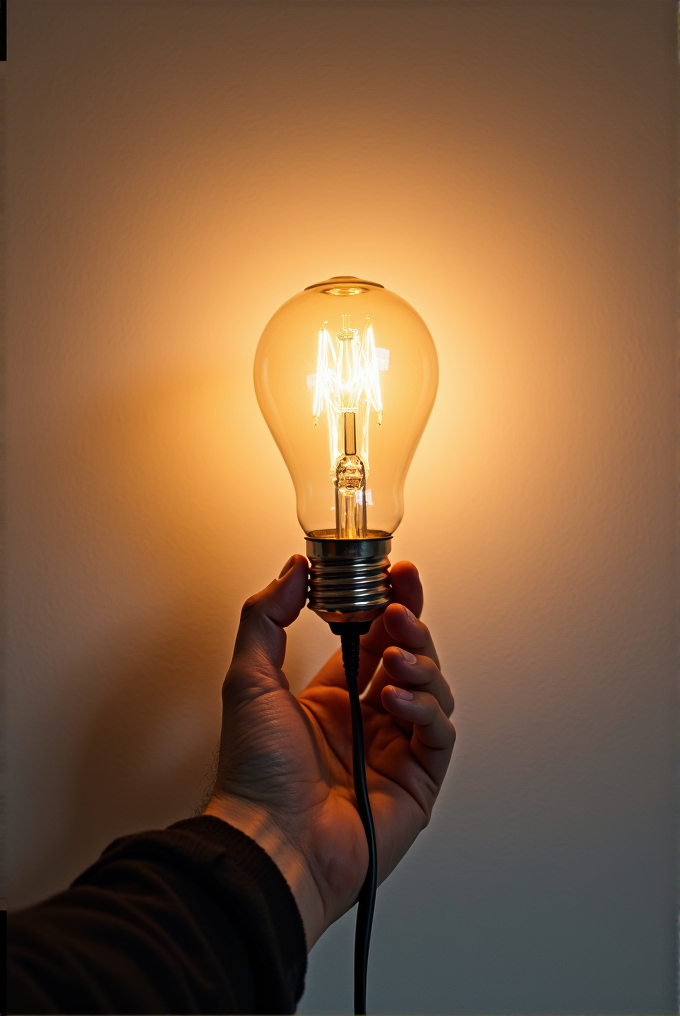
[339,623,377,1016]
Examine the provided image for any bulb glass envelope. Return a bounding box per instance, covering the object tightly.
[254,277,438,538]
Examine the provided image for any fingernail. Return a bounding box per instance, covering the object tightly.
[392,687,414,701]
[403,606,417,623]
[278,556,296,578]
[398,648,416,664]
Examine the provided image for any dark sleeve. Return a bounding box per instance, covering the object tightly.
[8,815,308,1015]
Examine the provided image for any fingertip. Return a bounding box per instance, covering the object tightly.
[381,684,395,711]
[382,643,417,669]
[390,560,420,581]
[383,601,418,638]
[261,555,308,626]
[278,554,307,580]
[278,555,296,578]
[389,561,424,617]
[276,555,308,601]
[382,683,414,705]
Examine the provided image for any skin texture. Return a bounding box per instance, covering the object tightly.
[204,556,456,949]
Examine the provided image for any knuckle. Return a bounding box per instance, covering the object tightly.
[425,658,443,680]
[240,594,261,621]
[223,662,248,693]
[417,693,438,719]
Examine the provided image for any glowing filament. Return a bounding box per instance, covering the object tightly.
[312,315,383,474]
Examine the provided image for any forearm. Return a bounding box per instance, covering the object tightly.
[8,817,307,1015]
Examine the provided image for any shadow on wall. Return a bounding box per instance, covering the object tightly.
[13,620,221,907]
[11,364,284,905]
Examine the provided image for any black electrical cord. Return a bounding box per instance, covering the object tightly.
[334,621,377,1016]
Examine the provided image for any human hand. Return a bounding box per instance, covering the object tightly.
[204,556,455,949]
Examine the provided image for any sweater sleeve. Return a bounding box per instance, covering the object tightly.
[7,815,308,1015]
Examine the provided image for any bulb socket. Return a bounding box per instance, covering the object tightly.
[305,531,392,625]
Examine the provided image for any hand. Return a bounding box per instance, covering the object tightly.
[204,556,455,949]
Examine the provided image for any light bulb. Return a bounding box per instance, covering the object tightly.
[254,276,438,625]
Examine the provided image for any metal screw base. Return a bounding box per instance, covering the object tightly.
[305,531,392,625]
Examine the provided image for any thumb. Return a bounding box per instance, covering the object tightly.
[231,555,308,676]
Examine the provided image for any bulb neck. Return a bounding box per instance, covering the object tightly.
[305,532,392,625]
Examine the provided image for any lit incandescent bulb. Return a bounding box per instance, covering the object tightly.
[254,276,438,624]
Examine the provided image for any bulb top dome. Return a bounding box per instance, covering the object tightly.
[305,275,385,295]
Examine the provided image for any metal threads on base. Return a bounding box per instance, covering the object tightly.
[305,531,392,625]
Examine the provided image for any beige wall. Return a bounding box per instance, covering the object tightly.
[7,1,676,1012]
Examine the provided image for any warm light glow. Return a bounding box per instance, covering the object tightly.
[254,279,438,538]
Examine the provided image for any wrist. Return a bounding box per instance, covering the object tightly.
[203,793,326,949]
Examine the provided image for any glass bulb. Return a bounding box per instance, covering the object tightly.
[254,277,438,541]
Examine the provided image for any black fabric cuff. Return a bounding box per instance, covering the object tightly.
[169,815,308,993]
[90,814,308,1010]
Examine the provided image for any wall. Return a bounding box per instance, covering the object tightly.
[7,1,676,1012]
